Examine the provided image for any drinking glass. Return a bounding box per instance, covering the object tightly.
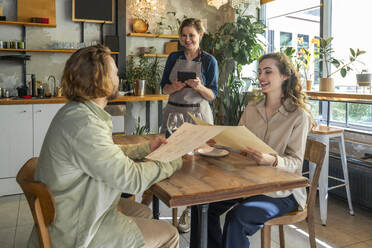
[167,112,184,135]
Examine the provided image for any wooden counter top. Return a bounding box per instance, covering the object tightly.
[306,91,372,102]
[0,94,169,105]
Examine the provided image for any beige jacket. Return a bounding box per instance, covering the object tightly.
[28,100,182,248]
[239,99,311,209]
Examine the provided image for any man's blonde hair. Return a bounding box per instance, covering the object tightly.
[62,44,114,102]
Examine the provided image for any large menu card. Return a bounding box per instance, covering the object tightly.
[146,122,225,162]
[190,114,276,154]
[146,115,276,162]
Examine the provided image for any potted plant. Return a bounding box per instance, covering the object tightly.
[125,55,164,95]
[125,55,148,96]
[356,69,371,87]
[317,37,366,92]
[200,7,266,124]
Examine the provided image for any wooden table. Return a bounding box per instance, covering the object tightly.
[113,135,309,248]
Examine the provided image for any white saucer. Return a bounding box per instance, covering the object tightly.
[197,147,229,157]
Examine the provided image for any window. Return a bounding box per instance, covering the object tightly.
[327,0,372,130]
[332,0,372,88]
[263,0,372,132]
[297,34,309,50]
[280,32,292,48]
[264,0,320,86]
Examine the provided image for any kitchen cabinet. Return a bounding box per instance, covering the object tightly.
[33,104,64,156]
[0,103,63,196]
[0,105,33,195]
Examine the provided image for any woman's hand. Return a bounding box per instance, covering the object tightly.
[185,77,215,101]
[244,146,276,166]
[149,137,168,152]
[163,80,186,94]
[185,77,203,90]
[206,139,216,147]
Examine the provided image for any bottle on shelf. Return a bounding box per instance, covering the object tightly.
[37,85,44,98]
[31,74,36,97]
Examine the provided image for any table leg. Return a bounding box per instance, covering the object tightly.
[146,101,150,129]
[158,100,163,133]
[190,206,199,247]
[152,195,159,220]
[200,204,209,248]
[190,204,209,248]
[327,100,330,126]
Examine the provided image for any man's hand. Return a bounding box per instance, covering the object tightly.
[149,137,168,152]
[244,146,276,166]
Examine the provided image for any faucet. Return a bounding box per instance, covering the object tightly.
[48,75,56,97]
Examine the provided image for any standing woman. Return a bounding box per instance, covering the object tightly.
[161,18,218,132]
[191,52,313,248]
[142,18,218,233]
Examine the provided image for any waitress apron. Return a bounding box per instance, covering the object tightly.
[161,56,214,133]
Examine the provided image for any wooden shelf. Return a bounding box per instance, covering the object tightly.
[0,20,56,27]
[127,32,178,39]
[306,91,372,101]
[143,53,169,58]
[0,48,119,54]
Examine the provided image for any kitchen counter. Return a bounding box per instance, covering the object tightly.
[0,94,169,131]
[0,94,169,105]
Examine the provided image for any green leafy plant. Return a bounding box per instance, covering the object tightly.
[281,46,302,72]
[125,56,136,83]
[317,37,366,78]
[125,55,164,93]
[132,116,151,135]
[222,66,253,125]
[281,46,316,81]
[156,16,167,34]
[147,56,164,93]
[166,12,187,33]
[200,7,266,124]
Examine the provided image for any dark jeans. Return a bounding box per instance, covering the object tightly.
[190,194,299,248]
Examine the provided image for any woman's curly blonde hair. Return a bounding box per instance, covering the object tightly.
[259,52,313,121]
[62,44,114,102]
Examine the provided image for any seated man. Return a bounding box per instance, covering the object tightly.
[28,45,182,248]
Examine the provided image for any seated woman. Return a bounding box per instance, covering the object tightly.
[190,52,313,248]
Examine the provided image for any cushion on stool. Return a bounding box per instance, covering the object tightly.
[311,125,344,135]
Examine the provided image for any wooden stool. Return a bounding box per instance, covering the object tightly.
[307,125,354,225]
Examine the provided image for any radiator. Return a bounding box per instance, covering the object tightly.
[328,155,372,210]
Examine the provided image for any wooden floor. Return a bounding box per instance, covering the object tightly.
[1,193,372,248]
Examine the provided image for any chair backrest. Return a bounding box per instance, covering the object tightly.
[16,157,55,248]
[304,139,326,211]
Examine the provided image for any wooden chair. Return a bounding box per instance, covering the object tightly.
[16,157,55,248]
[261,139,326,248]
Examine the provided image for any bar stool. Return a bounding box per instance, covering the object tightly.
[307,125,354,225]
